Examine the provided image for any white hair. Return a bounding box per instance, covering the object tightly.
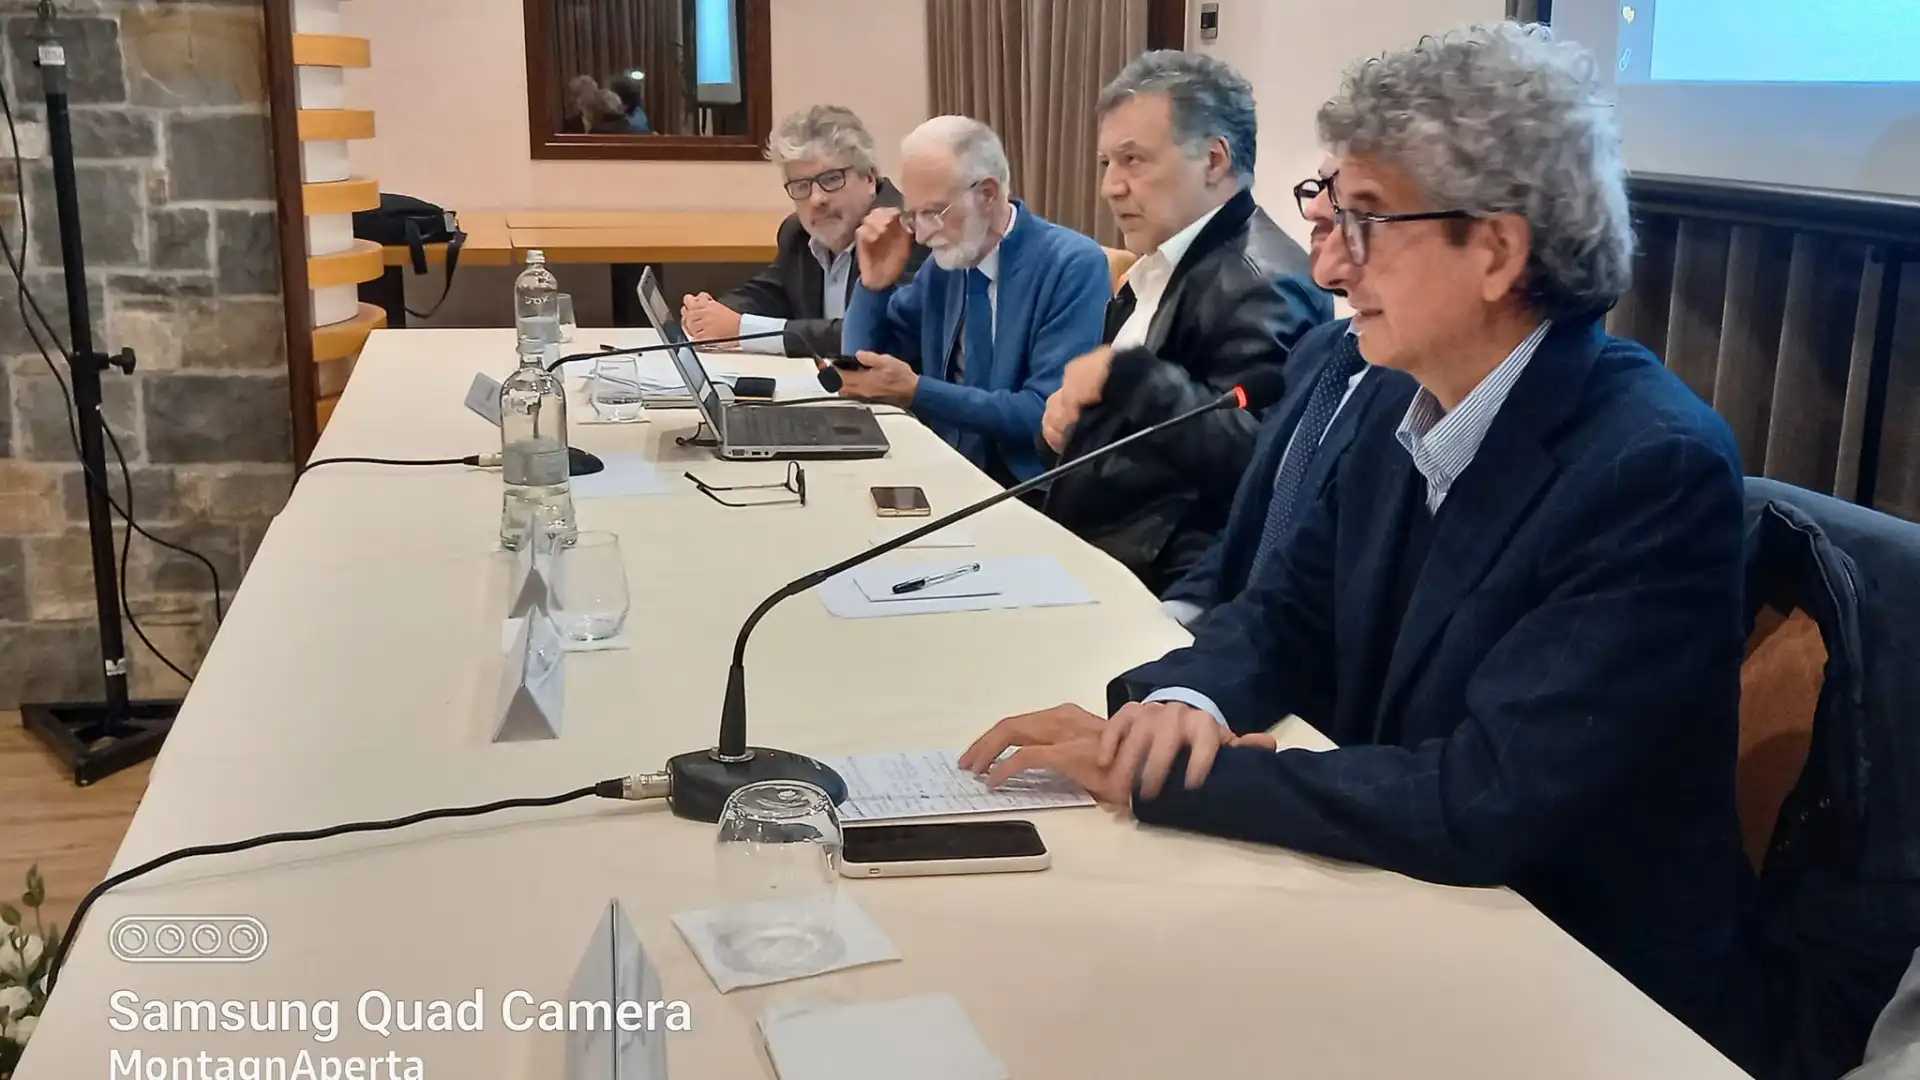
[901,115,1011,190]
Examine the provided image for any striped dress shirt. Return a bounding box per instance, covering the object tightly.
[1395,321,1552,513]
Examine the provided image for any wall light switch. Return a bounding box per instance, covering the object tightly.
[1199,3,1219,41]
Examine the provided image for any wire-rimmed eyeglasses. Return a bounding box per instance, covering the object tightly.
[900,178,986,235]
[1292,174,1474,266]
[685,461,807,508]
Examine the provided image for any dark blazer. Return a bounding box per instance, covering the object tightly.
[1116,318,1766,1069]
[1041,188,1334,594]
[719,178,927,359]
[1160,320,1416,616]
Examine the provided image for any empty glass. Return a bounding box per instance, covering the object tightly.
[556,293,578,343]
[711,781,844,978]
[550,531,629,642]
[591,353,645,422]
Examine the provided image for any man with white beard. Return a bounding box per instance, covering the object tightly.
[682,105,927,359]
[838,115,1111,485]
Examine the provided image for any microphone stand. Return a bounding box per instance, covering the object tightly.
[664,382,1269,822]
[19,3,179,785]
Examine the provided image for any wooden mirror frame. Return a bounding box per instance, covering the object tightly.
[523,0,773,161]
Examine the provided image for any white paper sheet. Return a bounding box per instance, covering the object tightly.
[757,994,1008,1080]
[818,749,1094,822]
[816,555,1094,619]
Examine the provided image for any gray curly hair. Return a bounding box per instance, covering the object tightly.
[1316,22,1634,320]
[767,105,878,175]
[1098,50,1257,186]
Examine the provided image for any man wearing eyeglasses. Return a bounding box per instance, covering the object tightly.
[838,115,1111,485]
[960,24,1765,1071]
[1154,162,1416,630]
[681,105,926,359]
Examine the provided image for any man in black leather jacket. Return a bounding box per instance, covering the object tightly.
[1039,51,1335,594]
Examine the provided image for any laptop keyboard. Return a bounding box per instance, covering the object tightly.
[728,405,878,447]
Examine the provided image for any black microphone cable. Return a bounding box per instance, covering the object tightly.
[42,770,674,996]
[0,78,229,682]
[295,453,492,478]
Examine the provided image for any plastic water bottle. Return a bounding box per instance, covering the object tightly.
[514,250,560,363]
[500,251,576,551]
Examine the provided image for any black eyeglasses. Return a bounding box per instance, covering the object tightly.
[783,167,853,200]
[1292,174,1474,266]
[685,461,807,507]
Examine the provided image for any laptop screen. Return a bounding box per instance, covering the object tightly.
[635,268,728,435]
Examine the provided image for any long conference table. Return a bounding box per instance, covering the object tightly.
[18,327,1753,1079]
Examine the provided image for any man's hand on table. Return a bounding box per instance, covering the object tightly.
[836,350,918,407]
[681,292,742,346]
[961,704,1133,808]
[960,700,1282,808]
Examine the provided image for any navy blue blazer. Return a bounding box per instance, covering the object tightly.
[1161,320,1416,614]
[1119,318,1764,1067]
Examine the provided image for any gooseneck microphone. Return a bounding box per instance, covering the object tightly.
[545,329,789,371]
[664,370,1290,822]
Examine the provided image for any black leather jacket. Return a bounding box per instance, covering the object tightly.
[1040,189,1334,594]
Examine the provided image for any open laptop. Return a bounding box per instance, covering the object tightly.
[636,269,890,461]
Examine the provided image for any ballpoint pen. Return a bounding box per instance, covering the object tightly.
[891,562,982,595]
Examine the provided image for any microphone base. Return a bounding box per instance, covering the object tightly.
[666,746,849,823]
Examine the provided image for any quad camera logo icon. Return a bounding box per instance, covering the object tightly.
[109,916,268,964]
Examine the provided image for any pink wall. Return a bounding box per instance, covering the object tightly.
[341,0,931,212]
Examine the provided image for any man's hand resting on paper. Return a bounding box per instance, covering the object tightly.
[959,702,1279,809]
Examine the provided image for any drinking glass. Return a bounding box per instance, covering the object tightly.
[555,293,578,343]
[550,531,629,642]
[591,354,645,422]
[711,781,844,978]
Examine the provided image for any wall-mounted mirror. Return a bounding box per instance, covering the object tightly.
[523,0,771,160]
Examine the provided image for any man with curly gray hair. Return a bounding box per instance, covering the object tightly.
[963,23,1764,1072]
[683,105,926,358]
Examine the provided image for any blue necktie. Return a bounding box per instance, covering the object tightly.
[952,268,993,384]
[1251,335,1367,574]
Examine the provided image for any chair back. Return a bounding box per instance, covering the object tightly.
[1103,246,1137,292]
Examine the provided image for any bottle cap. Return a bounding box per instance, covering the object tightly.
[526,250,545,263]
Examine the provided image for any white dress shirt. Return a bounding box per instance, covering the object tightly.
[738,234,855,354]
[1149,321,1554,729]
[1111,204,1222,352]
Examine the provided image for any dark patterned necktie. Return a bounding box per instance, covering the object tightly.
[1250,334,1367,574]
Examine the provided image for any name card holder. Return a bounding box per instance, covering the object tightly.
[493,609,564,742]
[564,899,668,1080]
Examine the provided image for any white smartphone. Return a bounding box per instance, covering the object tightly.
[837,820,1050,879]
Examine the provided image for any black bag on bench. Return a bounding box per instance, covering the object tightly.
[351,193,466,320]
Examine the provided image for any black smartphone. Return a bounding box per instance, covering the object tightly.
[831,355,868,370]
[871,485,932,517]
[839,820,1049,878]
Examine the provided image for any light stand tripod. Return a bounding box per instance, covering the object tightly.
[18,3,180,785]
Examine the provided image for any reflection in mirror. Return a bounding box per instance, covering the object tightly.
[548,0,751,139]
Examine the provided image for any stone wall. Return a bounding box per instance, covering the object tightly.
[0,0,290,707]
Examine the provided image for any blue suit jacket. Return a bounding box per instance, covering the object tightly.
[842,200,1110,482]
[1119,318,1765,1068]
[1161,320,1417,614]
